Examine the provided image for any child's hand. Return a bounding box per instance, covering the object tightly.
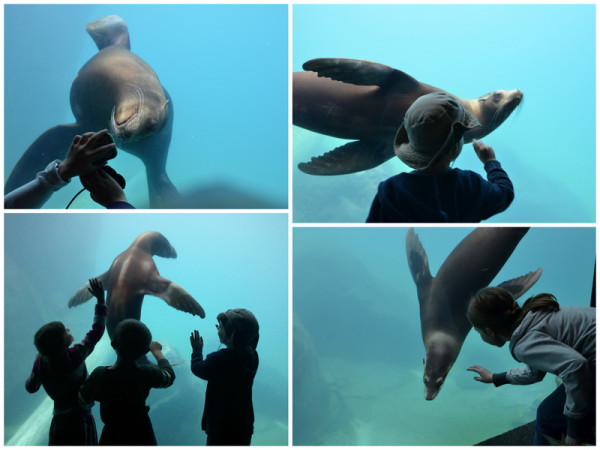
[87,278,105,305]
[190,330,204,351]
[466,365,494,383]
[149,341,165,361]
[472,139,497,164]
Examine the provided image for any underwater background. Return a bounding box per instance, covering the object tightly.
[5,213,288,445]
[292,4,596,223]
[293,226,595,445]
[5,4,288,209]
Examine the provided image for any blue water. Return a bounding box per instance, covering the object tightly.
[293,226,595,445]
[5,213,288,445]
[293,4,596,223]
[5,4,288,209]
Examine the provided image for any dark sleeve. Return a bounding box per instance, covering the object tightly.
[492,371,510,387]
[477,160,514,220]
[365,192,383,223]
[79,367,103,404]
[190,348,224,381]
[107,201,135,209]
[73,304,107,360]
[25,357,43,393]
[144,359,175,388]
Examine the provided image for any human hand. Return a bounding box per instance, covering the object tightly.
[472,139,497,164]
[190,330,204,350]
[565,435,581,446]
[466,365,494,383]
[149,341,165,360]
[80,169,127,207]
[87,278,105,305]
[58,130,117,180]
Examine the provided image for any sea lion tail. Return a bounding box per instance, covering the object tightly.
[406,228,433,288]
[495,268,543,300]
[86,15,130,51]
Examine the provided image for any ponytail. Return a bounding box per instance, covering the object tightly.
[513,293,559,329]
[469,288,560,334]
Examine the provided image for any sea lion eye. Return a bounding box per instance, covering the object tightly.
[493,92,502,101]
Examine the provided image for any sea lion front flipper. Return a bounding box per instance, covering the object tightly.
[496,268,543,300]
[5,123,85,194]
[302,58,420,90]
[298,140,393,175]
[68,271,110,308]
[405,228,434,306]
[152,282,206,318]
[86,15,130,51]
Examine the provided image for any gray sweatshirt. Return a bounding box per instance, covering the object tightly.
[493,306,595,438]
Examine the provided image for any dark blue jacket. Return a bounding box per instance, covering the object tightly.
[366,160,514,223]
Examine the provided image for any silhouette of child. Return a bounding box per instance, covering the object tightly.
[366,92,514,222]
[25,278,106,445]
[190,309,260,445]
[467,288,595,445]
[79,319,175,445]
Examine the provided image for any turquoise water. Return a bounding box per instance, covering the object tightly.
[5,4,288,209]
[5,213,288,445]
[293,4,595,223]
[293,227,595,445]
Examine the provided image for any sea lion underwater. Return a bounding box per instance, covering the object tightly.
[68,232,205,343]
[5,15,179,208]
[405,227,542,400]
[294,58,523,175]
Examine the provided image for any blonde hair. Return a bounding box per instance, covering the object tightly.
[468,287,559,333]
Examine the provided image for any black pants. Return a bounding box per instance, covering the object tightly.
[49,410,97,445]
[207,430,252,446]
[534,383,595,445]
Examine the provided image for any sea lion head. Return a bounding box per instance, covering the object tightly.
[423,332,459,400]
[476,89,523,134]
[133,231,177,258]
[110,83,169,142]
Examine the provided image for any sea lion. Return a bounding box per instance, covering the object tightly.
[5,15,179,208]
[68,231,205,340]
[294,58,523,175]
[405,227,542,400]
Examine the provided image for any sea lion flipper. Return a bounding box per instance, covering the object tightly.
[68,272,110,308]
[5,123,85,194]
[154,282,206,318]
[298,140,393,175]
[85,15,130,51]
[496,268,543,300]
[406,228,434,305]
[302,58,419,90]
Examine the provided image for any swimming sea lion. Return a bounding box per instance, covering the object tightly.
[294,58,523,175]
[5,15,179,208]
[68,231,205,340]
[405,227,541,400]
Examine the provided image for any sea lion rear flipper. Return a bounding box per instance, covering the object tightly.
[5,123,85,194]
[298,140,393,175]
[86,15,130,51]
[68,272,110,308]
[496,268,543,300]
[302,58,420,90]
[405,228,434,305]
[153,282,206,318]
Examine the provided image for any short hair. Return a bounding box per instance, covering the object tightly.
[34,321,68,357]
[112,319,152,360]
